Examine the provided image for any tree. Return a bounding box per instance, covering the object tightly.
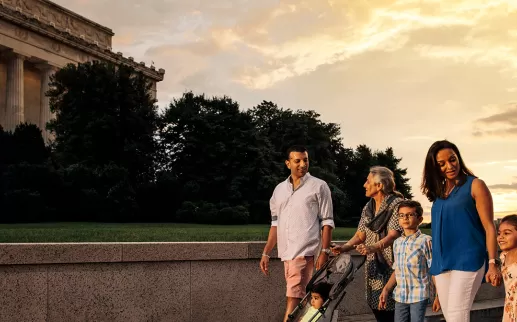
[159,92,275,224]
[374,147,413,199]
[0,124,61,222]
[247,101,350,223]
[334,145,413,226]
[46,61,160,221]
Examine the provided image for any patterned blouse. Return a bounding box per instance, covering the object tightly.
[502,251,517,322]
[358,195,403,310]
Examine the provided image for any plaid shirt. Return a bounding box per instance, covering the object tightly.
[392,230,433,304]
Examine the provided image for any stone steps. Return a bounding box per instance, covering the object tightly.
[338,298,505,322]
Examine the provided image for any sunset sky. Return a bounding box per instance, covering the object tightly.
[54,0,517,222]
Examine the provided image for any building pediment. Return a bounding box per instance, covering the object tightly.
[0,0,164,81]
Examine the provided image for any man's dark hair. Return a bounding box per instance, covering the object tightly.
[285,145,308,160]
[397,200,424,217]
[311,282,332,302]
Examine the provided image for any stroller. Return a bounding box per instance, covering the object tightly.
[287,252,366,322]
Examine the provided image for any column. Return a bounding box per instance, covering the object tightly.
[36,64,56,142]
[4,52,25,132]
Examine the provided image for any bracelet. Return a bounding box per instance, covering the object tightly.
[262,253,270,258]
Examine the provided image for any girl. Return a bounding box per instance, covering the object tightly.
[498,214,517,322]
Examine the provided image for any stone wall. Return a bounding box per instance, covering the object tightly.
[0,242,505,322]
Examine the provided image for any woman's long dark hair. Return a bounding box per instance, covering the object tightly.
[421,140,475,202]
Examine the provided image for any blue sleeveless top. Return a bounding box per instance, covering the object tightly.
[430,175,487,276]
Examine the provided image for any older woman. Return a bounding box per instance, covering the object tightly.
[421,140,501,322]
[332,166,404,322]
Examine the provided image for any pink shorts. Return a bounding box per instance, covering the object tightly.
[284,256,314,298]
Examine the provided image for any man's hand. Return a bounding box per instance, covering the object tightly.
[316,253,328,270]
[260,255,270,276]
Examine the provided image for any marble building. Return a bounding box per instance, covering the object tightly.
[0,0,165,141]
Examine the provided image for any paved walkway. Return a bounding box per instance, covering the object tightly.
[339,298,504,322]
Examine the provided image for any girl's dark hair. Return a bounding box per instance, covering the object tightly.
[312,282,332,301]
[421,140,475,202]
[501,214,517,229]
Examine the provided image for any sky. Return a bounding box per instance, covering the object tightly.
[53,0,517,222]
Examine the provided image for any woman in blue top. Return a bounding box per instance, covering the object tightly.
[421,140,501,322]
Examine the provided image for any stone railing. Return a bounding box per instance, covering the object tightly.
[0,242,505,321]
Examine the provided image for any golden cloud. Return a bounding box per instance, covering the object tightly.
[223,0,517,89]
[473,103,517,137]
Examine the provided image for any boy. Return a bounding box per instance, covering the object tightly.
[378,200,440,322]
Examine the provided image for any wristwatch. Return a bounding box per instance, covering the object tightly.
[489,258,501,266]
[321,248,331,255]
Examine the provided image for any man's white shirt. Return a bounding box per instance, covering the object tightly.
[270,173,335,261]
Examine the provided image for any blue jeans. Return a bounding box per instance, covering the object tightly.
[394,300,427,322]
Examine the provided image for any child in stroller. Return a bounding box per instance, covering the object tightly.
[287,252,366,322]
[299,282,333,322]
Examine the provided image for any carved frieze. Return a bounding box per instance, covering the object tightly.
[0,8,165,81]
[2,0,112,47]
[14,27,28,40]
[51,41,61,53]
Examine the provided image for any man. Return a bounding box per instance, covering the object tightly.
[260,145,335,322]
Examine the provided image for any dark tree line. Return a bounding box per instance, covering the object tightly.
[0,61,412,225]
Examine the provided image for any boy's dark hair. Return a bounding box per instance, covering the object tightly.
[501,214,517,229]
[311,282,332,302]
[397,200,424,217]
[285,145,308,160]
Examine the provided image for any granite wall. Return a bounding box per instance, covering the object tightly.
[0,242,505,322]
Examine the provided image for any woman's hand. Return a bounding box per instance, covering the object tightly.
[485,264,502,286]
[331,244,353,255]
[356,244,375,255]
[378,288,389,310]
[432,296,441,312]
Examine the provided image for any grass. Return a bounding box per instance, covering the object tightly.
[0,222,431,243]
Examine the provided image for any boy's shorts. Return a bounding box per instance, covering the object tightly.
[284,256,314,298]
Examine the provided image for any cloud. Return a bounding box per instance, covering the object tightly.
[473,103,517,137]
[489,183,517,190]
[53,0,517,94]
[471,159,517,166]
[402,136,439,141]
[227,0,517,89]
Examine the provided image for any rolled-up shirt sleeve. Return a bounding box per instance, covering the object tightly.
[270,189,278,227]
[318,183,335,228]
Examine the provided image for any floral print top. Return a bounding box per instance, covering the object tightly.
[502,251,517,322]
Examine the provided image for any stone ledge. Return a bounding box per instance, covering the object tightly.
[0,243,122,265]
[121,242,249,262]
[0,241,357,265]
